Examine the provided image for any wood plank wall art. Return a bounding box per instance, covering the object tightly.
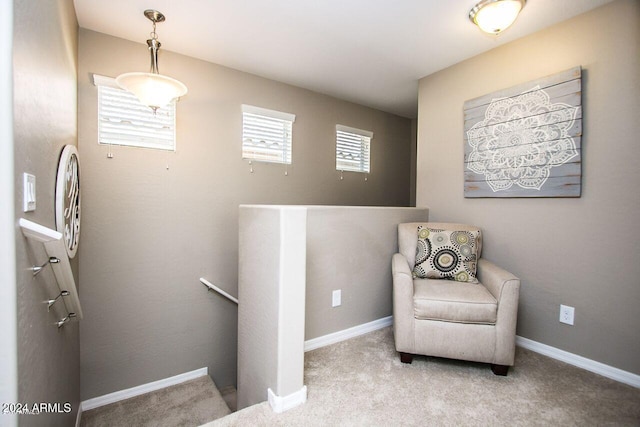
[464,66,582,198]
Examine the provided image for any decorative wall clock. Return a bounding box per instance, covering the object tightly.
[55,145,81,258]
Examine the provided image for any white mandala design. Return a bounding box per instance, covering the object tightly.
[466,86,578,192]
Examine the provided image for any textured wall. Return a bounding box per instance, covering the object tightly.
[416,0,639,374]
[305,206,429,339]
[77,29,413,399]
[13,0,80,425]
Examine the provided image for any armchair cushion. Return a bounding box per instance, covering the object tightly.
[412,226,481,283]
[413,279,497,324]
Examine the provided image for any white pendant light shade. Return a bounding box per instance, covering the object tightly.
[115,10,187,112]
[116,72,187,110]
[469,0,525,35]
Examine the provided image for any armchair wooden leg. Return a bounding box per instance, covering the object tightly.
[491,364,509,376]
[399,352,413,364]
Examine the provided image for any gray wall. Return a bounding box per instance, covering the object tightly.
[305,206,428,339]
[13,0,80,425]
[416,0,639,374]
[238,205,428,409]
[77,29,413,399]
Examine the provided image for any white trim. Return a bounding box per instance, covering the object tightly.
[516,336,640,389]
[92,73,118,88]
[304,316,393,352]
[75,404,82,427]
[81,367,208,411]
[241,104,296,122]
[267,386,307,413]
[18,217,61,242]
[336,124,373,139]
[0,2,17,424]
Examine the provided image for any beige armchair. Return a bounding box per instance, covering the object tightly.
[392,222,520,375]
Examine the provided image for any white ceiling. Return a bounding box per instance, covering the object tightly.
[74,0,613,118]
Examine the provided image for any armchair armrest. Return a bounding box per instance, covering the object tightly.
[392,253,415,352]
[477,258,519,302]
[392,252,412,278]
[477,258,520,365]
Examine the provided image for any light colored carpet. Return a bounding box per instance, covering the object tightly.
[81,375,230,426]
[207,327,640,426]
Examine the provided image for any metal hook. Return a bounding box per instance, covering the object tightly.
[56,312,76,329]
[46,290,70,311]
[31,257,60,276]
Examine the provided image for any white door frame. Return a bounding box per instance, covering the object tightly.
[0,1,18,425]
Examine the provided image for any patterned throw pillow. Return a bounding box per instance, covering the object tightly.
[412,226,481,283]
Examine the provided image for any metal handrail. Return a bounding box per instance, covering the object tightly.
[199,277,238,305]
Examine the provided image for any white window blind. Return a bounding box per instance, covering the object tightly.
[93,74,176,151]
[336,124,373,173]
[242,104,295,164]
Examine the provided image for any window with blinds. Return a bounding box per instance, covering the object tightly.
[336,125,373,173]
[93,74,176,151]
[242,104,295,164]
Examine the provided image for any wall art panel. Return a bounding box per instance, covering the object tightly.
[464,67,582,198]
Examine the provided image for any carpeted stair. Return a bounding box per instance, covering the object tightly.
[80,375,231,427]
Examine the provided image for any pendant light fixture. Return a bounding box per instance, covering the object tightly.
[469,0,526,35]
[116,10,187,113]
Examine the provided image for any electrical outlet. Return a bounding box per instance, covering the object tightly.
[559,304,575,325]
[332,290,341,307]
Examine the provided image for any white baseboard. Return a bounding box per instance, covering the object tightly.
[267,386,307,413]
[304,315,393,352]
[81,367,208,411]
[516,336,640,388]
[302,317,639,389]
[75,405,82,427]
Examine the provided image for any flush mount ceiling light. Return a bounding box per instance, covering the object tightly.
[116,10,187,113]
[469,0,526,35]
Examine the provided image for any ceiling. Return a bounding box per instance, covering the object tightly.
[74,0,613,118]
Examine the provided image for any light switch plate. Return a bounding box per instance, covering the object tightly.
[23,173,36,212]
[332,290,341,307]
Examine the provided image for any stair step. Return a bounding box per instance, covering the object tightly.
[80,375,231,426]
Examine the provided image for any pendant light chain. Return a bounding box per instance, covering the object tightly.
[147,16,161,76]
[150,20,158,42]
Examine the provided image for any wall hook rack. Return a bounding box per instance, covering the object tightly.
[31,256,60,276]
[57,312,76,329]
[19,218,83,321]
[46,290,70,311]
